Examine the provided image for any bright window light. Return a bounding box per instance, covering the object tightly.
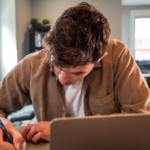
[135,18,150,61]
[2,26,17,75]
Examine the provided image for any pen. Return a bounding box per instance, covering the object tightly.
[0,119,13,144]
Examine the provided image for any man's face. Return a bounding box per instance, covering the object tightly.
[54,63,95,86]
[54,52,107,86]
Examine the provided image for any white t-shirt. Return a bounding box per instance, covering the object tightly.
[63,79,85,117]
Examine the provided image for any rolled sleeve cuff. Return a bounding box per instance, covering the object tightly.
[0,109,6,118]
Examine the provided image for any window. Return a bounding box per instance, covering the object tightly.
[135,17,150,61]
[130,10,150,75]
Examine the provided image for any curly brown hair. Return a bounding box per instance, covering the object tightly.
[43,2,111,67]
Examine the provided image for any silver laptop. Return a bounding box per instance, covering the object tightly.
[50,113,150,150]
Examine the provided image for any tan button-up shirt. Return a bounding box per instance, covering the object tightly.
[0,39,150,121]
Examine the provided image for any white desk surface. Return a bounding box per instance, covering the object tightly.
[25,142,49,150]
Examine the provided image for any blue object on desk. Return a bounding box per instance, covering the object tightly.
[0,119,13,144]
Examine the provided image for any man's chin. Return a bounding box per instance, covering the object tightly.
[61,82,72,86]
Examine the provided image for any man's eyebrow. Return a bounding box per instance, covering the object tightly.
[69,71,86,74]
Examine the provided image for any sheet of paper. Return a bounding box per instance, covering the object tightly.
[20,141,26,150]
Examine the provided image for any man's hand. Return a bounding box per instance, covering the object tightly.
[21,121,50,143]
[0,118,24,150]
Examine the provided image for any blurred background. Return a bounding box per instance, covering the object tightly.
[0,0,150,81]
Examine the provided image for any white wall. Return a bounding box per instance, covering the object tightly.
[0,0,122,81]
[0,0,2,81]
[32,0,122,40]
[122,0,150,6]
[16,0,32,61]
[0,0,17,81]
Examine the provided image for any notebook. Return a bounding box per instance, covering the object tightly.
[50,113,150,150]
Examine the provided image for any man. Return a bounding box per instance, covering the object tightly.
[0,2,150,150]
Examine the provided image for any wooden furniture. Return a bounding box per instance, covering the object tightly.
[29,24,50,53]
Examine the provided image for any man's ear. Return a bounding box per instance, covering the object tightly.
[97,52,108,63]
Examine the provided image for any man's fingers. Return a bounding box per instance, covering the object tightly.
[0,141,15,150]
[21,122,51,142]
[0,128,4,142]
[32,132,47,143]
[10,132,23,150]
[26,127,37,141]
[21,124,33,139]
[13,135,23,150]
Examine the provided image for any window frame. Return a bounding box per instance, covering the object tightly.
[130,9,150,58]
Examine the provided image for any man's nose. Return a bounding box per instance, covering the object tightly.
[58,71,71,82]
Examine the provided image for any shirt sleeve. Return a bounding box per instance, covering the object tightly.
[0,56,31,117]
[113,45,150,113]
